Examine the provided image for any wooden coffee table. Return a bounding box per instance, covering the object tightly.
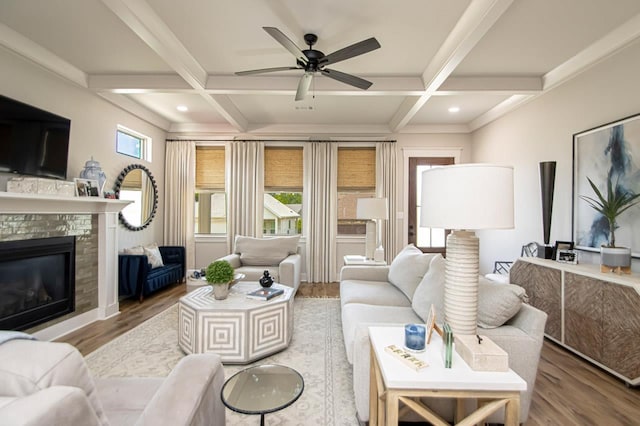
[178,282,294,363]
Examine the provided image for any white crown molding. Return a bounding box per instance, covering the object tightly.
[399,124,471,134]
[0,23,88,88]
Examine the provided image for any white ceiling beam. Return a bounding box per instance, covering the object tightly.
[389,0,515,132]
[0,23,88,88]
[468,94,534,131]
[399,124,471,134]
[245,123,393,136]
[100,0,248,131]
[543,12,640,91]
[89,74,193,92]
[98,92,170,130]
[437,76,542,94]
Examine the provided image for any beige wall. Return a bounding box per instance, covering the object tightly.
[472,39,640,273]
[0,48,167,250]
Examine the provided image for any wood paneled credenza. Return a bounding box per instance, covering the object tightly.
[510,257,640,386]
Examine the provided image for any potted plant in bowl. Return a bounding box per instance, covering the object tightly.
[580,176,640,273]
[206,260,235,300]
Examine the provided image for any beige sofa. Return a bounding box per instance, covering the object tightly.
[340,245,547,424]
[217,235,302,291]
[0,339,225,426]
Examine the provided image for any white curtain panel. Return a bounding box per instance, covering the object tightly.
[227,141,264,250]
[304,142,338,283]
[164,141,196,268]
[376,141,398,263]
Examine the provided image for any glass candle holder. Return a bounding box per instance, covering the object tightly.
[404,324,426,352]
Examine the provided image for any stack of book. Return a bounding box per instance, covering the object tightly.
[246,287,284,301]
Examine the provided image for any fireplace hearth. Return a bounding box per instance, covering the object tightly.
[0,236,75,330]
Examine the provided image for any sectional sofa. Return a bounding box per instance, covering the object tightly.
[340,245,547,424]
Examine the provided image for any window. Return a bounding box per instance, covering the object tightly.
[337,147,376,235]
[195,146,226,234]
[116,126,151,161]
[264,147,303,235]
[408,157,454,253]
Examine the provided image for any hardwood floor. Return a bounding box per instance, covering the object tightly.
[57,283,640,424]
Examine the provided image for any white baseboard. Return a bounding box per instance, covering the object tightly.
[32,309,107,341]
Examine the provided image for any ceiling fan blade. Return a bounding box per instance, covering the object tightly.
[263,27,307,63]
[295,72,313,101]
[320,37,380,66]
[320,68,372,90]
[235,66,301,76]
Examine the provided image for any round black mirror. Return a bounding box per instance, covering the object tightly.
[114,164,158,231]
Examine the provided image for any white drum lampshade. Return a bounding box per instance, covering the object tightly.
[421,164,514,335]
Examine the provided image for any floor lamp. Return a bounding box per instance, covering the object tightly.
[420,164,514,336]
[356,197,388,260]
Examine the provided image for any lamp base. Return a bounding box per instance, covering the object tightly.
[444,230,479,336]
[537,244,554,259]
[364,220,376,260]
[374,245,385,262]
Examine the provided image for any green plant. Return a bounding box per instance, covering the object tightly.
[205,260,234,284]
[580,176,640,247]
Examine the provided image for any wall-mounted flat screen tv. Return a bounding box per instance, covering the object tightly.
[0,95,71,180]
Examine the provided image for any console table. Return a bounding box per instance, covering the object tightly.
[510,257,640,385]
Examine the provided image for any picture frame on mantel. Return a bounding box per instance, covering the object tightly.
[74,178,99,197]
[572,113,640,258]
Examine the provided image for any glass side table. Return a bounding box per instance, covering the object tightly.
[221,364,304,426]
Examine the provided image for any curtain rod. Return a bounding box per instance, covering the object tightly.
[166,139,397,143]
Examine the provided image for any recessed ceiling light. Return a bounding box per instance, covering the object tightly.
[448,106,460,113]
[176,105,188,112]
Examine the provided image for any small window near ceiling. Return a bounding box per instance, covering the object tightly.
[337,147,376,235]
[116,126,151,161]
[195,146,226,235]
[264,147,303,236]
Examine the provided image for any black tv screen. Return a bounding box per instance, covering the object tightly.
[0,95,70,180]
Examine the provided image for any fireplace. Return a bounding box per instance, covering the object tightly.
[0,236,75,330]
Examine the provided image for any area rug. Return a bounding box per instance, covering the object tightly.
[85,298,358,426]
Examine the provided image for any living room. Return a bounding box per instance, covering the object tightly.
[1,1,639,425]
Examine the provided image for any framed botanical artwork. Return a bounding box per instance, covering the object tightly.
[573,113,640,257]
[74,178,99,197]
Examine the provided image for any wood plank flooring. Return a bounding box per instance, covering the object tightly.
[57,283,640,424]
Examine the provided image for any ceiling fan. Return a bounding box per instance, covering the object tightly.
[236,27,381,101]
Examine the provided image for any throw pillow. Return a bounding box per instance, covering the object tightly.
[234,235,300,266]
[477,278,527,328]
[411,254,446,323]
[124,246,144,255]
[143,243,164,269]
[388,244,435,300]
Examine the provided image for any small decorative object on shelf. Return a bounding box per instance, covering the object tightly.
[455,334,509,372]
[384,345,428,371]
[246,286,284,301]
[79,157,107,196]
[404,324,426,352]
[259,270,274,288]
[442,323,453,368]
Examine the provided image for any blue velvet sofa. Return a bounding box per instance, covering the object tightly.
[118,246,185,301]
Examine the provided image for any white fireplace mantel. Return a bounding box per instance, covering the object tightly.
[0,191,131,340]
[0,191,130,214]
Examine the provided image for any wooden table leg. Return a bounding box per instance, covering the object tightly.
[503,395,520,426]
[369,345,378,426]
[385,390,399,426]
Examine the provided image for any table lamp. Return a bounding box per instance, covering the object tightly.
[356,197,389,260]
[420,164,514,335]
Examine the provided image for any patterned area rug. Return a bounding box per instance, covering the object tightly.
[85,298,358,426]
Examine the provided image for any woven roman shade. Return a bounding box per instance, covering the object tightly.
[196,146,225,190]
[121,168,142,190]
[265,147,303,191]
[338,147,375,190]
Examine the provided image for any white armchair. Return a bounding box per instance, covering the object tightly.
[217,235,302,292]
[0,339,225,426]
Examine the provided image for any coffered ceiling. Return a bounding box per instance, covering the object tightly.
[1,0,639,136]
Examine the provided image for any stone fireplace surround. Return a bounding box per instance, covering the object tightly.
[0,192,129,340]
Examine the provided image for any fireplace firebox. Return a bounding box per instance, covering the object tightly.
[0,236,75,330]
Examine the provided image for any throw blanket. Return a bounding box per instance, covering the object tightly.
[0,331,37,345]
